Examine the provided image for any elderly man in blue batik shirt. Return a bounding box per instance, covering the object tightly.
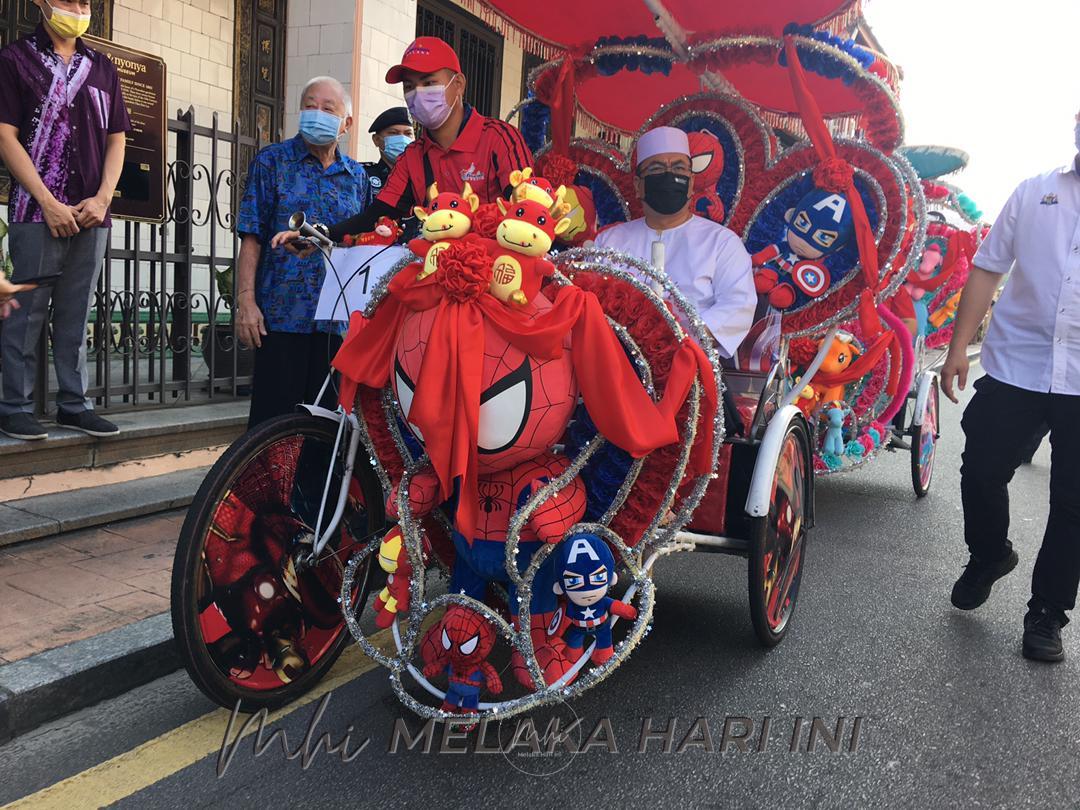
[236,76,368,428]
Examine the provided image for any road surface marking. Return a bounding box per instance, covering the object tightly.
[5,631,393,809]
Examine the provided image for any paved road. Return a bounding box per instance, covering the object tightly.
[3,373,1076,809]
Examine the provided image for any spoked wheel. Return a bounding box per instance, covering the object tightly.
[171,413,384,711]
[748,419,810,647]
[911,375,940,498]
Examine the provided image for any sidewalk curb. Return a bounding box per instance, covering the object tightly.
[0,613,177,744]
[0,467,208,548]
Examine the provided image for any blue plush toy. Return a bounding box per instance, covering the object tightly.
[752,187,856,310]
[552,532,637,665]
[822,405,852,456]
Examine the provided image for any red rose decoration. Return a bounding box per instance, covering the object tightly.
[651,351,673,379]
[813,157,854,194]
[788,337,819,367]
[921,181,950,201]
[534,153,578,190]
[435,234,492,302]
[471,202,501,239]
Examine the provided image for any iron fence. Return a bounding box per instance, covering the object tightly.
[23,108,259,415]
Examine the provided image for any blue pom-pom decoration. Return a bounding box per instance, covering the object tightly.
[574,169,629,228]
[563,405,634,520]
[957,193,983,221]
[821,452,843,471]
[594,35,674,76]
[844,439,866,458]
[520,99,550,155]
[396,415,425,461]
[779,24,877,86]
[867,426,883,446]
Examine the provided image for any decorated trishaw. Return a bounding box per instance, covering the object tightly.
[882,144,988,494]
[171,1,930,725]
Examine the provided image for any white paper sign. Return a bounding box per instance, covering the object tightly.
[315,245,413,322]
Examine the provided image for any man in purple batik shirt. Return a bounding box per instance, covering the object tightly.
[0,0,130,441]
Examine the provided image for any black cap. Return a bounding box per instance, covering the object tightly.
[368,107,411,134]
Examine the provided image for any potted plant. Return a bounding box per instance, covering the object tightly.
[202,261,254,385]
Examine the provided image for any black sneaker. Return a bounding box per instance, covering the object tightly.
[56,409,119,437]
[950,549,1019,610]
[0,412,48,440]
[1023,610,1065,663]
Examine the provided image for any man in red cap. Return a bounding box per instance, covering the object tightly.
[272,36,532,249]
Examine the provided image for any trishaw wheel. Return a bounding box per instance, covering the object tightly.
[748,420,809,647]
[911,377,939,498]
[171,413,383,712]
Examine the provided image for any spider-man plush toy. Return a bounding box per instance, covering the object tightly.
[688,129,726,223]
[422,604,502,722]
[333,179,718,691]
[390,265,586,685]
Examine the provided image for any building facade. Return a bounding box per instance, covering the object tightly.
[52,0,536,161]
[0,1,540,414]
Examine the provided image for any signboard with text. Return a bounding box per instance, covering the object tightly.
[85,35,167,224]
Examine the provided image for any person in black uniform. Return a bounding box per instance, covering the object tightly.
[362,106,413,207]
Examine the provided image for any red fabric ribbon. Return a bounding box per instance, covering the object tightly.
[810,332,894,390]
[333,267,715,542]
[782,36,883,340]
[549,55,577,156]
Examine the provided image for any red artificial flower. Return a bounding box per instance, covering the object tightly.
[535,152,578,190]
[651,352,674,378]
[470,203,501,239]
[435,235,493,302]
[788,337,819,367]
[813,157,854,194]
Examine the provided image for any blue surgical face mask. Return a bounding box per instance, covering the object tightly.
[299,109,342,146]
[382,134,413,162]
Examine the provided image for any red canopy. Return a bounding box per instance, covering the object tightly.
[461,0,862,51]
[574,65,701,133]
[531,36,903,151]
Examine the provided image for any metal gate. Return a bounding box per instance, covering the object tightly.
[14,109,259,415]
[416,0,503,118]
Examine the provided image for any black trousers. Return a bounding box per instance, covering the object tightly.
[960,374,1080,624]
[248,331,342,429]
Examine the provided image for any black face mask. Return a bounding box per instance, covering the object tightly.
[642,171,691,215]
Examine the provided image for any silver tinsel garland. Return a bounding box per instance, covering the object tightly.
[339,245,721,723]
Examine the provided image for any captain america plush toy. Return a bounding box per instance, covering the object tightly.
[752,186,856,310]
[553,532,637,664]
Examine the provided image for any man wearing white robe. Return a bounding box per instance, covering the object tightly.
[594,126,757,359]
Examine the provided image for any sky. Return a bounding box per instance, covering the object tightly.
[864,0,1080,221]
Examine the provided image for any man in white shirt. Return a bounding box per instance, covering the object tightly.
[942,111,1080,663]
[594,126,757,360]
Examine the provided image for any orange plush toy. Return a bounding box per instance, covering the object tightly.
[809,331,861,407]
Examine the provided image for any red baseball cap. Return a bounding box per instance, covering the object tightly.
[385,37,461,84]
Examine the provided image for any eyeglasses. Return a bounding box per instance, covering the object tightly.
[637,161,692,177]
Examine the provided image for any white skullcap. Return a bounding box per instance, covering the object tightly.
[635,126,690,166]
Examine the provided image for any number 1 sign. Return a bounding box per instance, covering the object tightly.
[315,245,414,322]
